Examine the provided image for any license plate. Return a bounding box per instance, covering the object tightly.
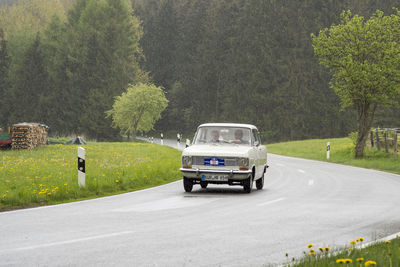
[201,174,229,181]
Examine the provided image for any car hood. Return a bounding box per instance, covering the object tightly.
[182,144,251,157]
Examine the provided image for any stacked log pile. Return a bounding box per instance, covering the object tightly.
[11,123,48,150]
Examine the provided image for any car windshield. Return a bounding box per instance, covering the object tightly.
[193,126,251,146]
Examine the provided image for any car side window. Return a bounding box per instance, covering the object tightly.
[251,130,257,146]
[256,131,261,145]
[252,130,261,146]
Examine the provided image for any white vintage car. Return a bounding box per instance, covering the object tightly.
[180,123,268,193]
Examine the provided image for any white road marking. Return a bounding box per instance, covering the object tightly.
[362,231,400,248]
[0,181,182,215]
[2,231,133,252]
[308,180,314,186]
[258,197,286,207]
[113,196,221,212]
[298,169,305,173]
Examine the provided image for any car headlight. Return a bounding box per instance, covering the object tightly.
[239,157,249,169]
[182,156,192,168]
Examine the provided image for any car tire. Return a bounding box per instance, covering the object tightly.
[243,174,253,193]
[183,177,193,192]
[200,181,208,189]
[256,175,264,190]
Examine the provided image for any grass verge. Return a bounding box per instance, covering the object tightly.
[268,138,400,266]
[0,142,181,211]
[286,236,400,266]
[267,138,400,175]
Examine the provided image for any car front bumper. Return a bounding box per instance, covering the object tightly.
[180,167,251,181]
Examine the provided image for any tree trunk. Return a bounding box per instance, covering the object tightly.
[131,127,137,142]
[355,102,377,158]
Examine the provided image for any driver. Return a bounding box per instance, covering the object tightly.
[210,130,220,143]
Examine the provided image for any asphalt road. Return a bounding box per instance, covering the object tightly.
[1,139,400,266]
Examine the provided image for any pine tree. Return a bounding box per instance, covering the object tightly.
[42,14,75,135]
[0,28,10,128]
[66,0,143,140]
[12,33,49,124]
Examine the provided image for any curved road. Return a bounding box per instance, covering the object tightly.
[1,139,400,266]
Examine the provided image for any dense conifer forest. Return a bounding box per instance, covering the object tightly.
[0,0,399,142]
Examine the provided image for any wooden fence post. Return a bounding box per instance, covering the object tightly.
[384,130,389,153]
[370,131,374,147]
[376,128,380,150]
[394,131,398,156]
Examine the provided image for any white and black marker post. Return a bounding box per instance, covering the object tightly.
[161,133,164,145]
[327,142,330,160]
[78,147,85,187]
[177,133,180,149]
[186,139,190,148]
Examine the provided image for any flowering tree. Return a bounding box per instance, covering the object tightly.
[106,83,168,141]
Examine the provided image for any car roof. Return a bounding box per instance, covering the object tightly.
[198,123,258,130]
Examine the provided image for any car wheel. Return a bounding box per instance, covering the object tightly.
[183,177,193,192]
[200,181,208,189]
[256,175,264,190]
[243,174,253,193]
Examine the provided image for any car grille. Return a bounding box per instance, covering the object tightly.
[192,156,238,166]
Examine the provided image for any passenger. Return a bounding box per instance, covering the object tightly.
[231,129,248,144]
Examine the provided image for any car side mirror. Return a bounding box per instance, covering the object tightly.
[254,140,260,147]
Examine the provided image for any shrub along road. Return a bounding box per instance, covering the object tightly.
[0,141,399,266]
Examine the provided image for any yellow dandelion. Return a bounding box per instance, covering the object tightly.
[309,251,315,256]
[385,240,391,244]
[345,259,352,263]
[356,258,364,262]
[64,183,68,186]
[348,248,353,251]
[359,237,364,242]
[319,247,324,252]
[365,261,377,267]
[307,243,313,248]
[309,248,315,253]
[336,259,345,264]
[350,240,356,245]
[47,192,51,195]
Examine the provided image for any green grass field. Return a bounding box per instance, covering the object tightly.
[267,138,400,175]
[0,142,182,211]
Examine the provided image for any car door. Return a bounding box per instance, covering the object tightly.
[255,130,267,171]
[250,129,261,179]
[252,129,266,178]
